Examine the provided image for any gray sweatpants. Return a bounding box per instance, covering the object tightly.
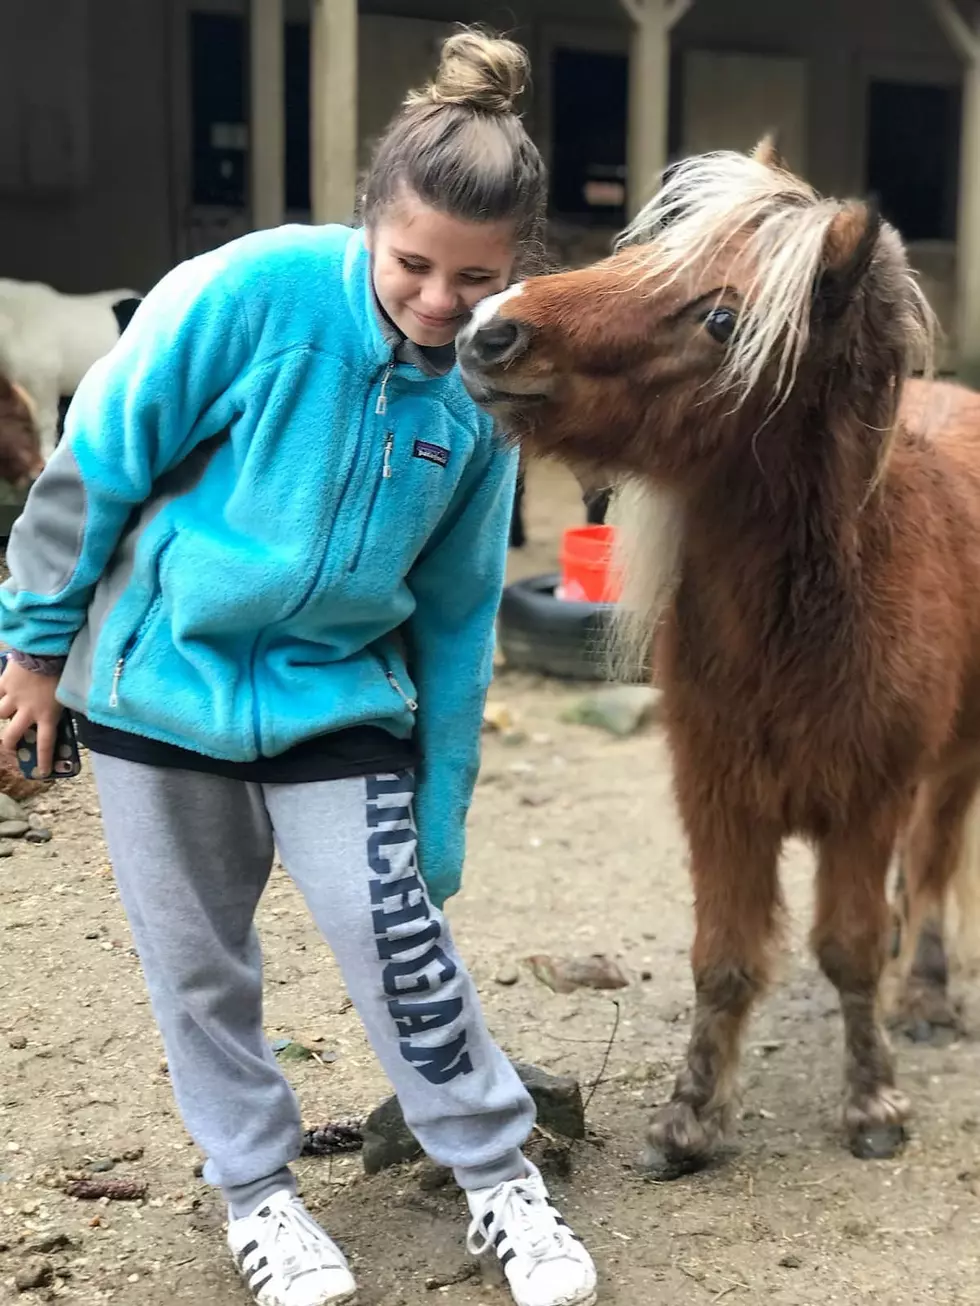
[91,754,535,1216]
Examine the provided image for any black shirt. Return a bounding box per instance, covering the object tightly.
[76,714,416,783]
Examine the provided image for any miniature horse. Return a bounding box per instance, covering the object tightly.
[0,377,45,488]
[458,138,980,1172]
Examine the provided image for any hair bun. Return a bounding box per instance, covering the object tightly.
[409,28,529,115]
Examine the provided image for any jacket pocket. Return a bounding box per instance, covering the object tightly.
[109,530,178,709]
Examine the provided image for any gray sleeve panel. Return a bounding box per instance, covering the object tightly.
[5,442,88,600]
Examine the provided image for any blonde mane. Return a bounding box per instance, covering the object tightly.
[608,479,685,682]
[618,150,933,409]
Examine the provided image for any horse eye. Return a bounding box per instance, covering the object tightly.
[704,307,737,344]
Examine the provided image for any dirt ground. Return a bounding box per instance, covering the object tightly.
[3,458,980,1305]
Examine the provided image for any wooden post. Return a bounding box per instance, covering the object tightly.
[620,0,692,219]
[249,0,285,230]
[930,0,980,378]
[310,0,358,225]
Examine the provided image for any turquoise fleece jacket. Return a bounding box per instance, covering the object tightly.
[0,223,517,906]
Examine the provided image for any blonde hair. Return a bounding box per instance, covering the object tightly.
[363,28,547,258]
[407,29,527,113]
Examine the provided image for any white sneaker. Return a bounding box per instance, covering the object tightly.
[466,1162,598,1306]
[227,1190,357,1306]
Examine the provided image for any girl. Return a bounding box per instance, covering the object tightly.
[0,29,598,1306]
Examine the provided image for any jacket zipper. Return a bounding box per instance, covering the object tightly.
[109,534,176,709]
[109,656,126,708]
[348,430,394,572]
[110,595,162,708]
[345,359,397,573]
[386,669,418,712]
[375,363,394,416]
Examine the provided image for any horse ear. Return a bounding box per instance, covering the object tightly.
[751,133,787,172]
[816,200,881,317]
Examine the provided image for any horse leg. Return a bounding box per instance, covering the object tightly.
[890,769,980,1043]
[509,465,526,548]
[584,486,611,525]
[643,816,782,1178]
[812,820,909,1160]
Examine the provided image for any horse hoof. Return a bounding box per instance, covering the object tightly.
[640,1099,720,1179]
[848,1122,907,1160]
[889,990,963,1046]
[902,1017,957,1047]
[845,1086,910,1160]
[635,1143,707,1181]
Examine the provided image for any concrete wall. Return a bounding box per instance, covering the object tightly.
[0,0,174,294]
[0,0,965,307]
[674,0,959,197]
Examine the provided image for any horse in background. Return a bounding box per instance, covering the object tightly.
[0,376,45,488]
[0,279,141,461]
[457,137,980,1173]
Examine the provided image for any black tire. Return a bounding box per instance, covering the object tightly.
[497,573,614,680]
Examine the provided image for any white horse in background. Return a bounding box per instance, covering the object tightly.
[0,279,142,461]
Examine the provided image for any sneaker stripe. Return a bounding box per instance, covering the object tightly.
[250,1272,273,1296]
[248,1256,269,1283]
[236,1240,259,1271]
[499,1247,516,1268]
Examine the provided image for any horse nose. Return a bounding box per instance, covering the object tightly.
[467,318,529,368]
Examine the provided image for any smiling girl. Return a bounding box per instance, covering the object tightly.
[0,28,597,1306]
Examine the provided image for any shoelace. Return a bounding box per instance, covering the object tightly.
[466,1175,572,1266]
[262,1199,337,1284]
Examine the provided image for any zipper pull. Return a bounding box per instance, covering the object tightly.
[375,364,394,416]
[386,670,418,712]
[109,657,124,708]
[382,432,394,479]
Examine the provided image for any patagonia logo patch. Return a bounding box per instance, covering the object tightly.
[413,440,450,468]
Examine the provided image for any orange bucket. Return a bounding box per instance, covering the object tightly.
[558,525,621,604]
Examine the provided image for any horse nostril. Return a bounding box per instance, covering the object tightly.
[472,318,528,367]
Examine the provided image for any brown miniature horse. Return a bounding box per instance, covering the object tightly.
[458,139,980,1172]
[0,376,44,488]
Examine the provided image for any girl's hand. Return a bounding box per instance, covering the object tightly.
[0,659,63,777]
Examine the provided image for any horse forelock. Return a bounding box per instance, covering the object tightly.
[617,151,934,412]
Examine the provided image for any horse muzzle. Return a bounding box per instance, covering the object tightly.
[457,307,552,414]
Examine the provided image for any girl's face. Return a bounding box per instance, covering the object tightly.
[368,192,516,348]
